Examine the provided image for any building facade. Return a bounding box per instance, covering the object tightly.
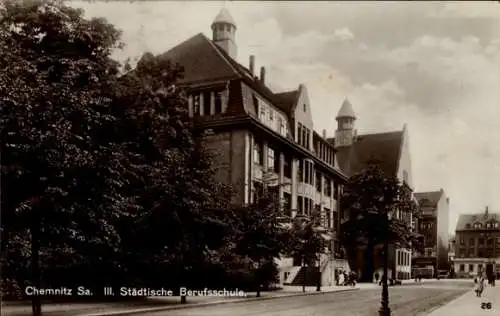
[154,9,351,285]
[453,207,500,279]
[328,100,415,280]
[412,190,450,277]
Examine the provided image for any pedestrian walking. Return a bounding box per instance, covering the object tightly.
[474,275,485,297]
[374,272,380,284]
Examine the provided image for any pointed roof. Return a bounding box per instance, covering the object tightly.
[328,130,404,177]
[212,8,236,27]
[275,89,300,114]
[157,33,239,84]
[336,98,356,119]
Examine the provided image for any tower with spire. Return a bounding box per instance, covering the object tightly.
[211,8,237,60]
[334,98,357,148]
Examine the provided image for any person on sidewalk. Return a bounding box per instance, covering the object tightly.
[474,275,485,297]
[374,272,380,284]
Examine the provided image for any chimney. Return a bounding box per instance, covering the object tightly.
[485,206,489,216]
[260,66,266,84]
[249,55,255,75]
[322,129,327,138]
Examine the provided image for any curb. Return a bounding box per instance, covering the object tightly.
[81,287,360,316]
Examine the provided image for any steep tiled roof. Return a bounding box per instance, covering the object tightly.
[456,212,500,231]
[328,131,404,177]
[157,32,299,115]
[414,191,443,207]
[157,33,240,84]
[275,90,300,115]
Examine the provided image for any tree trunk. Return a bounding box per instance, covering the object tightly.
[31,213,42,316]
[361,243,375,282]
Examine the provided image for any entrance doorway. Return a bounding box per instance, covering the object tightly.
[486,264,494,279]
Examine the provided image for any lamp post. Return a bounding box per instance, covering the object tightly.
[378,209,391,316]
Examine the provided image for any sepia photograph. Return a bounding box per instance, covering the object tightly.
[1,1,499,315]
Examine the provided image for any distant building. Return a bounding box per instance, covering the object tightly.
[328,100,415,280]
[153,8,350,286]
[412,189,450,277]
[453,207,500,279]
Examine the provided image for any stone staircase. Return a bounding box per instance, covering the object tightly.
[289,266,320,286]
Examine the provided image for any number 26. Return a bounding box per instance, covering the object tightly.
[481,302,492,309]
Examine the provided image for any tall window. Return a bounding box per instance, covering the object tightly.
[193,94,200,116]
[298,160,303,182]
[305,129,310,149]
[297,123,303,144]
[304,160,310,185]
[298,196,303,215]
[302,128,307,148]
[324,178,332,196]
[459,264,464,272]
[215,91,223,113]
[202,91,210,115]
[478,238,484,245]
[253,140,263,165]
[278,117,284,135]
[267,147,275,171]
[325,208,331,228]
[315,171,322,192]
[269,110,274,123]
[284,156,291,178]
[283,193,292,215]
[259,105,266,121]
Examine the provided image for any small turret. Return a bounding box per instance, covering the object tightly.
[211,8,237,59]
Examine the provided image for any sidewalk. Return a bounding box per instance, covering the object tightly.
[426,283,500,315]
[1,285,359,316]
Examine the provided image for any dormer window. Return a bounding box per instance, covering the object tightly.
[465,224,471,229]
[495,222,499,228]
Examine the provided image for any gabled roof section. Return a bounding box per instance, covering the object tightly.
[329,130,404,177]
[275,89,300,115]
[157,33,239,84]
[414,191,443,207]
[456,212,500,231]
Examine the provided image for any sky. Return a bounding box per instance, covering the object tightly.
[72,1,500,234]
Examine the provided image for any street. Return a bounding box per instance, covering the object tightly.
[139,281,472,316]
